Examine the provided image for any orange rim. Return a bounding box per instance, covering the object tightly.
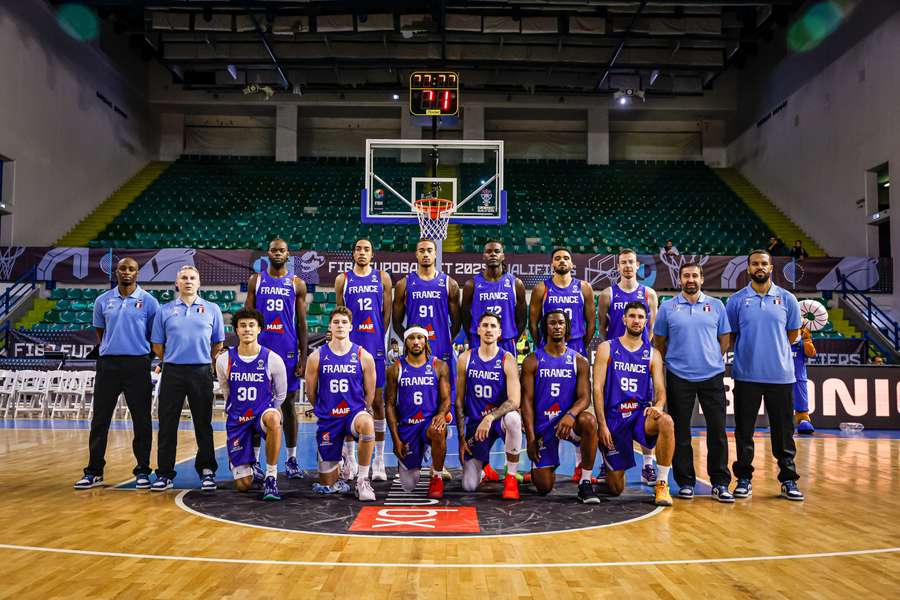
[414,198,454,220]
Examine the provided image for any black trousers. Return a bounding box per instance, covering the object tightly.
[666,371,731,488]
[156,364,217,479]
[732,381,798,483]
[85,355,153,477]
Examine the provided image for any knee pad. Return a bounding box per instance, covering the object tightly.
[503,413,523,456]
[373,419,386,433]
[359,433,375,442]
[398,463,420,493]
[462,459,483,492]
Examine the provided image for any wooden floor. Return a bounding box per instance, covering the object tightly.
[0,423,898,599]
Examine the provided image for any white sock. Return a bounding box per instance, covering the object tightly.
[643,454,654,467]
[343,440,357,463]
[657,465,670,482]
[202,468,213,476]
[506,462,518,476]
[375,440,385,457]
[287,447,296,459]
[580,468,593,483]
[357,466,370,481]
[254,446,261,462]
[266,464,277,478]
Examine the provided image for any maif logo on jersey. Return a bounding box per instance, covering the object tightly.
[424,324,437,340]
[357,316,376,334]
[408,410,426,425]
[479,403,496,417]
[544,402,561,420]
[238,408,254,424]
[266,316,285,333]
[332,400,351,417]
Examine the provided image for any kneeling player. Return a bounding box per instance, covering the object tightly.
[305,307,378,501]
[592,302,674,507]
[384,327,452,498]
[522,310,600,503]
[456,313,522,500]
[216,308,287,501]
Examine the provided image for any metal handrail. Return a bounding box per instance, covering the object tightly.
[0,266,37,323]
[839,275,900,350]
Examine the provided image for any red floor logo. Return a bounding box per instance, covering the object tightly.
[349,506,480,533]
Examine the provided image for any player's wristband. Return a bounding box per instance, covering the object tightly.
[565,411,577,420]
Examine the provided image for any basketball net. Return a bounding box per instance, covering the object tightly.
[414,198,454,241]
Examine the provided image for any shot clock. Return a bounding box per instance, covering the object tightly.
[409,71,459,116]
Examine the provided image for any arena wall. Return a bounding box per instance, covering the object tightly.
[0,1,156,246]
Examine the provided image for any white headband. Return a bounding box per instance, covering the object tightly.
[404,326,429,340]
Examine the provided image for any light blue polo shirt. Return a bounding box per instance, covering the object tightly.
[92,285,159,356]
[151,296,224,365]
[726,283,801,384]
[654,292,731,382]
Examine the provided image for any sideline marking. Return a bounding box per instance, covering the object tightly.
[0,542,897,569]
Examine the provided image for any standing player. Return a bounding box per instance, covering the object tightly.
[592,302,674,507]
[461,240,526,482]
[393,238,460,479]
[216,308,287,501]
[456,313,522,500]
[522,310,600,503]
[245,238,308,480]
[335,238,392,481]
[305,307,378,501]
[793,327,816,434]
[384,327,452,499]
[597,248,660,485]
[461,240,526,357]
[529,247,595,357]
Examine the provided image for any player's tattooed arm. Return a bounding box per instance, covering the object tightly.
[432,359,451,433]
[596,287,611,341]
[383,362,403,451]
[244,273,258,309]
[592,341,614,449]
[528,282,546,344]
[381,271,393,334]
[304,350,320,408]
[487,351,522,420]
[448,276,462,338]
[581,280,596,349]
[392,277,408,339]
[514,277,527,339]
[648,349,667,415]
[460,279,475,340]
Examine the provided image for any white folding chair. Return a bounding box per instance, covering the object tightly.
[45,370,68,418]
[151,371,161,418]
[50,371,87,419]
[80,371,96,419]
[0,371,17,418]
[12,370,50,419]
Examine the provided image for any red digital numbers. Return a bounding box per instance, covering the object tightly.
[409,71,459,116]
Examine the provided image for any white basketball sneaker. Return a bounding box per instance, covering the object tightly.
[371,455,388,481]
[356,478,376,502]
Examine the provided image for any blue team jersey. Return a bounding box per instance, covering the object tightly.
[792,340,808,381]
[541,278,585,342]
[315,343,366,419]
[255,271,297,361]
[396,357,440,426]
[343,268,386,361]
[464,348,508,421]
[607,283,651,341]
[405,271,453,361]
[604,337,654,415]
[534,347,579,432]
[224,347,274,422]
[470,273,518,342]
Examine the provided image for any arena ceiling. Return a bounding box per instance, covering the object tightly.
[52,1,804,97]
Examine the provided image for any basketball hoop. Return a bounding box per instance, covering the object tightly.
[414,198,455,241]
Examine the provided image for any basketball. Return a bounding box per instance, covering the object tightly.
[3,2,898,597]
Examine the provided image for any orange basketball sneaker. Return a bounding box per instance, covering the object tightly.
[502,474,520,500]
[427,474,444,499]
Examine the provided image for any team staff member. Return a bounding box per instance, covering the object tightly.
[653,262,733,502]
[725,250,804,501]
[74,258,159,490]
[150,265,225,492]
